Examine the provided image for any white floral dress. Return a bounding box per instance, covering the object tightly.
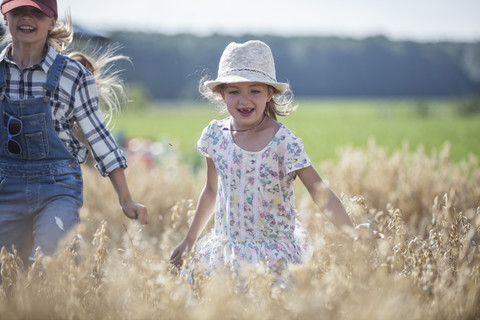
[194,117,313,273]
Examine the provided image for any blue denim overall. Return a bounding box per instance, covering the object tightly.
[0,55,83,264]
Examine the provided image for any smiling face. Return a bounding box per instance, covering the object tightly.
[4,6,55,47]
[220,82,274,131]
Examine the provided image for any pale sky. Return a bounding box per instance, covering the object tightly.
[59,0,480,42]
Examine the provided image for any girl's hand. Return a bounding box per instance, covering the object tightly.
[108,169,149,224]
[121,200,149,224]
[170,238,193,267]
[355,223,384,239]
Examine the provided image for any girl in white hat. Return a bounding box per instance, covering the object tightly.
[171,40,379,276]
[0,0,148,266]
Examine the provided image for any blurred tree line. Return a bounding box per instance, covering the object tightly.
[2,25,478,100]
[108,32,480,100]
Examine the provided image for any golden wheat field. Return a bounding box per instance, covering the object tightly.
[1,142,479,320]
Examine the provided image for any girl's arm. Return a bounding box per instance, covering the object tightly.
[170,157,218,266]
[297,166,383,238]
[296,166,354,231]
[108,168,149,224]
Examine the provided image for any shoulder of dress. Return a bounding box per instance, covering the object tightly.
[207,117,230,130]
[274,124,294,140]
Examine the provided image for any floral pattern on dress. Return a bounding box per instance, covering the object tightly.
[194,117,313,273]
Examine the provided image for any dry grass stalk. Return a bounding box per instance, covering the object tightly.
[0,147,478,319]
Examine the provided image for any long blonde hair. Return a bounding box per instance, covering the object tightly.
[53,13,129,125]
[47,13,73,52]
[1,12,128,126]
[67,48,129,126]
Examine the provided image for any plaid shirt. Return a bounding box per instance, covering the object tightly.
[0,45,127,176]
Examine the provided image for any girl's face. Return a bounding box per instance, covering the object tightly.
[220,82,274,130]
[4,6,55,47]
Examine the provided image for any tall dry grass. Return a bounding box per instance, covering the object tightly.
[1,143,479,319]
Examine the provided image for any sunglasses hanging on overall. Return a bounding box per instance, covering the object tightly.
[7,114,22,155]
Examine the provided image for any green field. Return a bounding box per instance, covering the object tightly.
[112,98,480,166]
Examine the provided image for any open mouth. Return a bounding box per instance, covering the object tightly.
[238,108,254,115]
[18,25,36,33]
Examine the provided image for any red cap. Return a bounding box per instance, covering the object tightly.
[1,0,57,18]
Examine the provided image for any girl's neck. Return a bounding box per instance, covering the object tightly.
[9,42,48,70]
[229,116,282,152]
[228,113,267,133]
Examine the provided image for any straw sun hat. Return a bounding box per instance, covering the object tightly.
[205,40,289,94]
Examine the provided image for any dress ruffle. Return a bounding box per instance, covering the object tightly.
[192,220,313,274]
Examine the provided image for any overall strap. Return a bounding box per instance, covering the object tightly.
[44,54,67,95]
[0,61,7,94]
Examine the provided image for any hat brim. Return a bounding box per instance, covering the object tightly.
[205,74,288,94]
[1,0,56,18]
